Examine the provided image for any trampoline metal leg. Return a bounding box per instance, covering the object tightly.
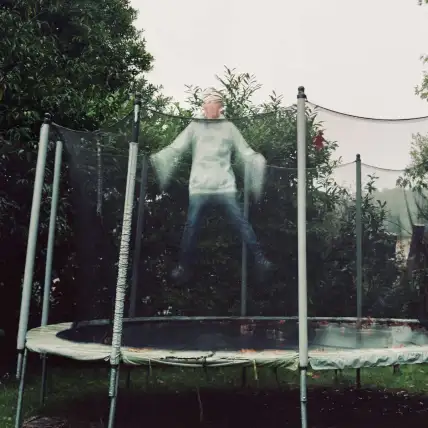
[299,368,308,428]
[356,368,361,388]
[107,365,120,428]
[15,348,28,428]
[40,354,48,405]
[16,350,23,380]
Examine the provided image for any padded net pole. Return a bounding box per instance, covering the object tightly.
[39,139,63,405]
[240,162,250,316]
[16,113,51,379]
[129,155,148,318]
[107,96,141,428]
[297,86,308,428]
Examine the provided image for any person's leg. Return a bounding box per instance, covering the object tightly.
[172,194,208,282]
[218,193,273,277]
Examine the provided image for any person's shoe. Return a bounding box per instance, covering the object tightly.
[255,257,275,282]
[171,264,191,284]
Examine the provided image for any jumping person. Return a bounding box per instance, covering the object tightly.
[150,88,273,283]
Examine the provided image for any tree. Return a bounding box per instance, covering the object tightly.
[417,0,428,97]
[397,134,428,240]
[0,0,154,355]
[400,134,428,188]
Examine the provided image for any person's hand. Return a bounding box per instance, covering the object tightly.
[249,154,266,202]
[150,153,170,190]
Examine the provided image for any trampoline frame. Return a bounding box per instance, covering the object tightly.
[25,316,428,369]
[13,87,369,428]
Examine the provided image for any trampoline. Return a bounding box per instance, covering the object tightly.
[14,88,428,428]
[26,317,428,370]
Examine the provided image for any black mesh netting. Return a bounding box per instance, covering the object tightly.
[51,113,138,323]
[50,107,428,328]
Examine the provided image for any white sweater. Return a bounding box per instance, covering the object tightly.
[150,114,266,199]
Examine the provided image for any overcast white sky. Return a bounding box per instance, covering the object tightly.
[130,0,428,184]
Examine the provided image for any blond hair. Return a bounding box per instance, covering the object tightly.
[202,87,224,105]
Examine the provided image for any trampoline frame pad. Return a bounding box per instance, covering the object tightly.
[26,321,428,370]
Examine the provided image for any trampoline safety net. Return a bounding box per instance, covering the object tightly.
[49,104,428,331]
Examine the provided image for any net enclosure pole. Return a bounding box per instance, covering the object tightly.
[40,139,63,405]
[297,86,308,428]
[14,348,29,428]
[16,113,51,380]
[355,154,363,321]
[107,95,141,428]
[240,162,250,316]
[129,155,149,318]
[96,139,103,217]
[355,154,363,388]
[41,140,63,327]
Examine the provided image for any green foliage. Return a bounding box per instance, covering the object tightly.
[322,176,405,317]
[0,0,154,336]
[417,54,428,101]
[1,0,153,132]
[417,0,428,97]
[397,134,428,232]
[399,134,428,190]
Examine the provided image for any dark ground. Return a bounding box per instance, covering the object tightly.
[2,361,427,428]
[22,387,428,428]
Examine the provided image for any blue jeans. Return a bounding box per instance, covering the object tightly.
[179,193,263,267]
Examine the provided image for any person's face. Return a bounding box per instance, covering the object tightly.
[203,101,223,119]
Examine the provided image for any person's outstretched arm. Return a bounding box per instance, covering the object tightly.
[150,123,194,190]
[229,123,267,201]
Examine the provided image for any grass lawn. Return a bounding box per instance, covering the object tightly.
[1,362,428,427]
